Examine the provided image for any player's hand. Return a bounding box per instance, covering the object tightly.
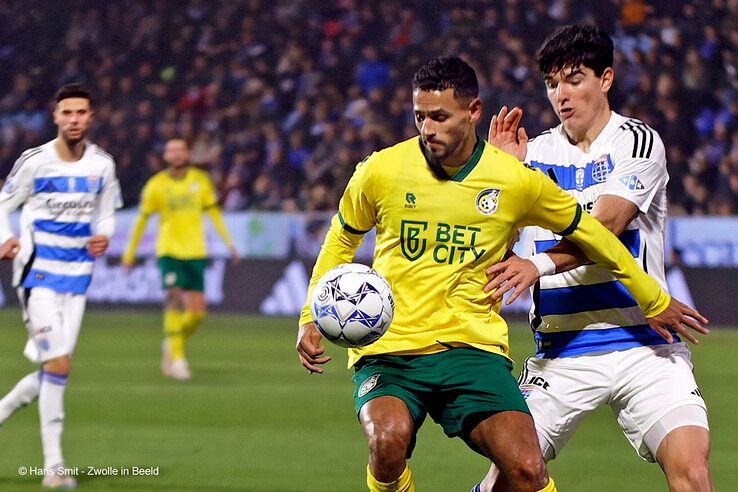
[0,237,20,259]
[484,252,540,305]
[87,235,109,257]
[228,245,240,264]
[488,105,528,161]
[647,298,709,345]
[296,322,332,374]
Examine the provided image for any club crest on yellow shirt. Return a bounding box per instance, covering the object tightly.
[475,188,501,215]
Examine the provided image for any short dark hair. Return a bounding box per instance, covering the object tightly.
[54,83,92,105]
[535,24,614,77]
[412,56,478,100]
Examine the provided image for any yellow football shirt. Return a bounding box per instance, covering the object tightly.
[124,167,230,260]
[299,137,670,367]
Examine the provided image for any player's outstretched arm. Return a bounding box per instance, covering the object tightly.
[522,173,708,340]
[205,205,239,262]
[488,106,528,161]
[121,212,150,270]
[296,322,332,374]
[565,212,710,342]
[485,195,639,303]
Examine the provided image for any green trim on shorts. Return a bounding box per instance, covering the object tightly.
[352,347,530,457]
[157,256,207,292]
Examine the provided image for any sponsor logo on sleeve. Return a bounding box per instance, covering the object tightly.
[619,174,644,191]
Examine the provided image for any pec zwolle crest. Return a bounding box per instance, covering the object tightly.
[475,188,501,215]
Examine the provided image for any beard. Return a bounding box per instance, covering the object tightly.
[62,129,86,146]
[420,137,458,181]
[419,139,451,180]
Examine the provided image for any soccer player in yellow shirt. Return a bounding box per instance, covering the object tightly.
[123,138,238,380]
[295,57,707,492]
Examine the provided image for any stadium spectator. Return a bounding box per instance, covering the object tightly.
[0,0,737,214]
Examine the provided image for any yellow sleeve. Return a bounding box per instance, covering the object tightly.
[138,178,159,215]
[298,157,377,326]
[122,180,158,263]
[522,168,670,318]
[200,171,219,208]
[205,206,234,247]
[122,212,149,263]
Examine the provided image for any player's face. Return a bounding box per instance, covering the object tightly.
[53,97,92,145]
[413,88,480,165]
[544,65,613,140]
[163,139,190,168]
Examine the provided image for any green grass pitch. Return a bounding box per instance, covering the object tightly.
[0,309,734,491]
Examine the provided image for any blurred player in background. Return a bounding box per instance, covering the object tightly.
[0,83,121,489]
[122,138,238,381]
[474,25,713,492]
[296,56,706,492]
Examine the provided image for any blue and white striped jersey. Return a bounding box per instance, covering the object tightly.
[0,140,121,295]
[525,112,670,358]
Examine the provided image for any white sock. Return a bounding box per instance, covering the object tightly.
[39,371,67,469]
[0,370,41,424]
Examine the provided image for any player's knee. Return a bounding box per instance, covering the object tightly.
[42,356,71,376]
[667,458,711,491]
[165,289,184,308]
[365,421,412,469]
[503,455,548,492]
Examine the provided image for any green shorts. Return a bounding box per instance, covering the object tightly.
[157,257,207,292]
[352,347,529,456]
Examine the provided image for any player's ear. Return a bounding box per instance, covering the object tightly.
[600,67,614,94]
[468,97,482,124]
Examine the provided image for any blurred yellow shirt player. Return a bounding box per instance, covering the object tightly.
[123,138,238,380]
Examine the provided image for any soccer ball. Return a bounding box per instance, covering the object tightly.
[310,263,394,348]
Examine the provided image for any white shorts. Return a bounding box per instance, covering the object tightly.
[18,287,87,364]
[519,343,708,462]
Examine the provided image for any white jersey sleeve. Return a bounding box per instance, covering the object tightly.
[0,147,39,243]
[600,119,667,214]
[91,155,122,238]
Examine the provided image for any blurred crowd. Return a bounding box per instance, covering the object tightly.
[1,0,738,215]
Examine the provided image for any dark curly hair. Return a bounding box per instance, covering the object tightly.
[535,24,614,77]
[412,56,478,100]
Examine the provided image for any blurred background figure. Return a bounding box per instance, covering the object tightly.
[122,138,238,380]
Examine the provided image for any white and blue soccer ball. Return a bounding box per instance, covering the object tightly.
[310,263,394,348]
